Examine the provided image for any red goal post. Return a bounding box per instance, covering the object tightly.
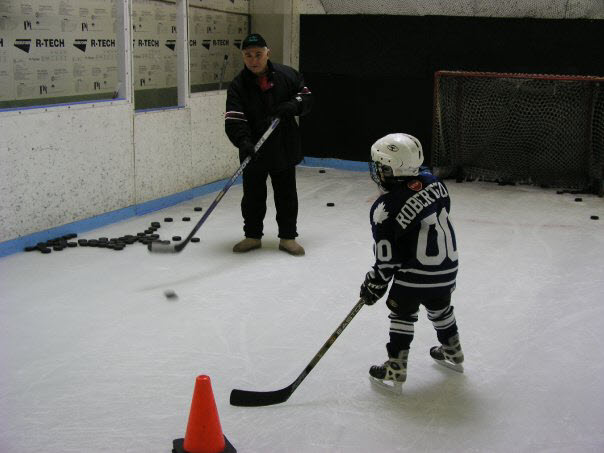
[431,70,604,194]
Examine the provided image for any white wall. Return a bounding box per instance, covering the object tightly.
[132,92,238,205]
[0,0,247,245]
[0,93,238,243]
[0,102,135,242]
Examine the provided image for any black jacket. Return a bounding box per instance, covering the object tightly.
[225,60,313,171]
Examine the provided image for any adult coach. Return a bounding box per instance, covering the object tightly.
[225,33,313,256]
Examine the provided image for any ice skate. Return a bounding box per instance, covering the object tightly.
[232,237,261,253]
[430,333,464,373]
[368,349,408,394]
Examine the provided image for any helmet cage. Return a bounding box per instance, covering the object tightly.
[369,161,400,192]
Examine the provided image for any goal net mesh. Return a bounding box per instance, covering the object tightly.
[431,71,604,192]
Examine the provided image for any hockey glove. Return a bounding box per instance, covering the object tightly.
[239,140,257,161]
[360,272,389,305]
[273,99,299,118]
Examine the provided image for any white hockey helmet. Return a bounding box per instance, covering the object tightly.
[370,133,424,178]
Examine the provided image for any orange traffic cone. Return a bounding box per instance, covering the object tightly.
[172,375,236,453]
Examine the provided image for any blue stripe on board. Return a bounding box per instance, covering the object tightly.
[0,177,239,258]
[300,157,369,172]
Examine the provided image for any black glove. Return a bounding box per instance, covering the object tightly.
[273,99,299,118]
[239,140,256,161]
[360,272,389,305]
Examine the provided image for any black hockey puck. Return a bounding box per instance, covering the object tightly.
[591,215,599,220]
[575,197,583,202]
[182,217,190,221]
[326,202,335,207]
[64,233,77,239]
[319,169,326,173]
[39,247,52,254]
[164,217,173,222]
[53,245,65,251]
[194,207,202,212]
[99,237,108,242]
[67,242,77,248]
[151,222,161,227]
[191,237,200,243]
[78,239,88,246]
[172,236,182,241]
[24,246,37,252]
[88,240,99,247]
[556,190,565,194]
[164,289,177,299]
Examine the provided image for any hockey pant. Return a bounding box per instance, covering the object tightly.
[385,295,458,356]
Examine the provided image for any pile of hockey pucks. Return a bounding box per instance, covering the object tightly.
[23,206,205,253]
[24,233,79,254]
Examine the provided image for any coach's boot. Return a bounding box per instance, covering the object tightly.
[232,237,261,253]
[279,239,305,256]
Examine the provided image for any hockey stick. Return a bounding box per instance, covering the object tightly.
[230,297,366,407]
[148,118,280,254]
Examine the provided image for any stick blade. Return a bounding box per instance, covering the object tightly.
[147,241,177,253]
[230,387,292,407]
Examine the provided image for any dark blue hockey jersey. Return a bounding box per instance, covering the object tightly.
[368,169,458,300]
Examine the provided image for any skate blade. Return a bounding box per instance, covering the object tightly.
[368,376,403,395]
[432,358,464,373]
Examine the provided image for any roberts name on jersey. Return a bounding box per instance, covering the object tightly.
[395,181,451,230]
[369,171,459,299]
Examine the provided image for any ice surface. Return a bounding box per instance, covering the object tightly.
[1,167,603,452]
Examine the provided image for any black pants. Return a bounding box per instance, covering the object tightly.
[385,295,458,356]
[241,166,298,239]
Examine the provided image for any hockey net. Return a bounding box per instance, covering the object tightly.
[431,70,604,194]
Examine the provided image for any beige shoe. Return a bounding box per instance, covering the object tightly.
[232,237,261,253]
[279,239,305,256]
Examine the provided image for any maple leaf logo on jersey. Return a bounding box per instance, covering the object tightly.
[407,180,423,191]
[373,202,389,225]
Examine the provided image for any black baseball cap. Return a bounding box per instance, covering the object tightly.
[241,33,267,50]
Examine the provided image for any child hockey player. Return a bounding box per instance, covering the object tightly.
[359,133,464,393]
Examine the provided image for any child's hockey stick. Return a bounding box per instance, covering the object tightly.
[230,298,366,407]
[148,118,280,254]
